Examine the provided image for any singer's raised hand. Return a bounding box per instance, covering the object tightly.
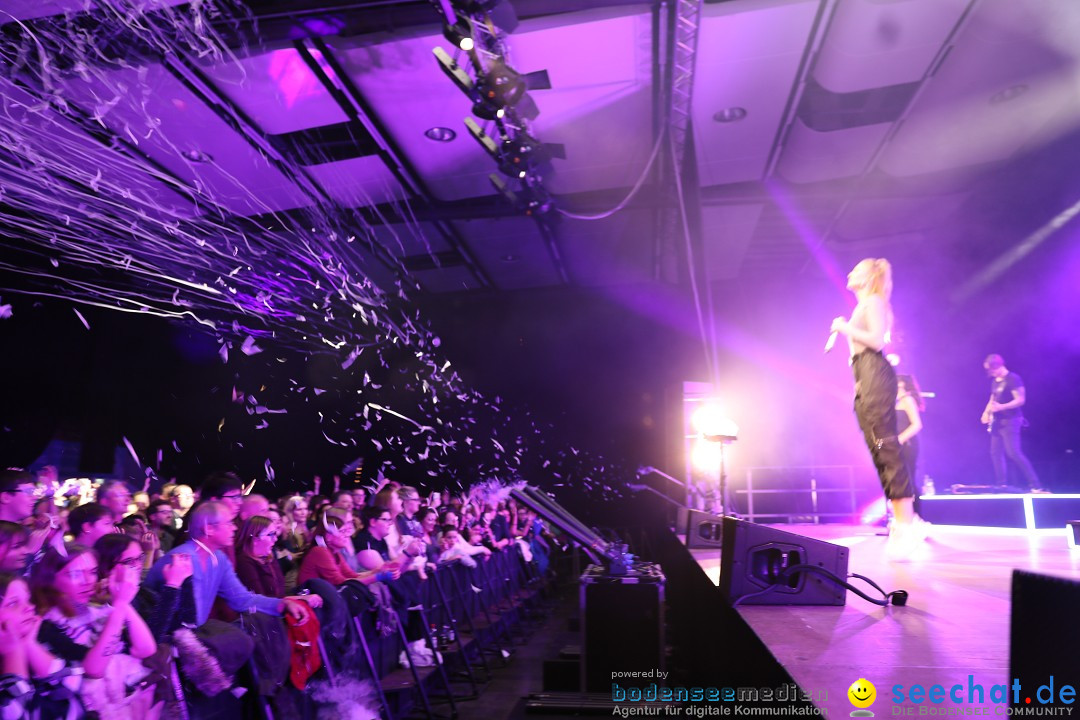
[830,316,849,334]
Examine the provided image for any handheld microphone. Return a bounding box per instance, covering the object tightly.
[824,331,839,354]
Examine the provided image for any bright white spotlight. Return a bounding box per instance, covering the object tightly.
[691,438,725,474]
[691,403,738,442]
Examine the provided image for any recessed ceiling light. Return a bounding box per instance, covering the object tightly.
[713,107,748,123]
[424,127,457,142]
[181,149,213,163]
[990,85,1028,105]
[501,253,520,263]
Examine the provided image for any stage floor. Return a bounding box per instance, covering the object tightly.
[690,524,1080,718]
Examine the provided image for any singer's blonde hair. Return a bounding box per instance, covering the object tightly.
[852,258,893,300]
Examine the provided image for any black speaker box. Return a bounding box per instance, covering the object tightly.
[580,569,664,693]
[683,508,725,549]
[719,517,848,606]
[1011,569,1080,708]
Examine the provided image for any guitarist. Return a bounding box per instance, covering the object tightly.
[980,354,1047,492]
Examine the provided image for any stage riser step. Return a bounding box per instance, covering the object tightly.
[920,494,1080,530]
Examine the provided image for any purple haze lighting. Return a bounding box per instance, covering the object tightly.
[267,48,337,110]
[294,17,347,38]
[765,180,850,302]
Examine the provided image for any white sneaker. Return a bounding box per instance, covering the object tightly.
[886,522,927,562]
[408,640,436,667]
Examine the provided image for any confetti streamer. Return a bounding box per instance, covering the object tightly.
[0,0,631,502]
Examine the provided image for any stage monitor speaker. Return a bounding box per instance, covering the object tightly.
[580,565,664,693]
[719,517,848,606]
[1011,569,1080,708]
[684,509,725,549]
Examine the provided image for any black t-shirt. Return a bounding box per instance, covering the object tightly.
[353,529,391,562]
[991,372,1025,421]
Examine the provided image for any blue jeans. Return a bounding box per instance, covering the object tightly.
[990,417,1041,490]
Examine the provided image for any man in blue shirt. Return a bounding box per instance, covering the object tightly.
[145,501,311,627]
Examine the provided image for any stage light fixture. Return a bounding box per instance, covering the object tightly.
[463,117,499,157]
[484,59,527,107]
[433,46,474,95]
[442,16,475,52]
[471,97,505,121]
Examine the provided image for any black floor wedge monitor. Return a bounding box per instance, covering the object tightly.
[719,517,848,606]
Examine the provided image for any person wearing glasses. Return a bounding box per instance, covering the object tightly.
[143,502,312,630]
[235,515,288,598]
[0,470,40,528]
[94,533,193,643]
[194,472,245,524]
[30,543,159,718]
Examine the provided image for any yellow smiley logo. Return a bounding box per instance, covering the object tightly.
[848,678,876,709]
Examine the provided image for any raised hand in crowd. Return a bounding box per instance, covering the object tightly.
[162,552,193,588]
[108,563,141,607]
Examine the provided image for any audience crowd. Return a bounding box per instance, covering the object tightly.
[0,467,560,719]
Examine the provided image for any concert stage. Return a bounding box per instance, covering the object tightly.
[690,522,1080,719]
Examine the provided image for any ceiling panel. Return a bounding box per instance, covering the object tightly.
[0,82,195,219]
[557,209,654,286]
[334,32,494,202]
[367,222,450,258]
[776,118,890,183]
[742,192,843,267]
[812,0,970,93]
[833,193,970,241]
[411,265,484,294]
[304,156,405,208]
[693,0,821,188]
[878,0,1080,177]
[59,63,314,216]
[200,46,350,135]
[453,217,562,289]
[0,0,187,23]
[701,204,765,280]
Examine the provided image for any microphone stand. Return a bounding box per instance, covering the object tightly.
[703,434,737,517]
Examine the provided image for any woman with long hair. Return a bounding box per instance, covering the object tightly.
[235,515,286,598]
[281,495,312,557]
[830,259,923,558]
[896,374,926,510]
[297,510,381,587]
[94,533,191,644]
[30,544,159,718]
